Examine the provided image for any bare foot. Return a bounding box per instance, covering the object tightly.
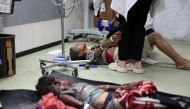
[176,59,190,70]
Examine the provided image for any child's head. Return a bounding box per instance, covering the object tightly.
[36,76,71,95]
[69,43,88,60]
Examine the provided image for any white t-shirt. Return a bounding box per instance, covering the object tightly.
[111,0,137,20]
[145,13,153,29]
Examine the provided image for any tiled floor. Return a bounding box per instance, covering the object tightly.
[0,39,190,97]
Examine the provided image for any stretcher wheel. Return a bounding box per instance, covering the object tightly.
[40,62,46,69]
[84,64,90,69]
[72,68,78,77]
[68,37,74,42]
[66,35,74,42]
[42,69,49,76]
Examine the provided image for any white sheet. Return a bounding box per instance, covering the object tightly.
[153,0,190,40]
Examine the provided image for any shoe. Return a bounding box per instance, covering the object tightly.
[108,61,128,73]
[126,63,144,74]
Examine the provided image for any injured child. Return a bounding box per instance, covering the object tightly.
[36,76,190,109]
[69,29,190,72]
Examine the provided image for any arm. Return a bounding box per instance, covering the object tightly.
[93,39,112,58]
[58,93,94,109]
[97,83,137,91]
[93,31,122,58]
[109,18,117,26]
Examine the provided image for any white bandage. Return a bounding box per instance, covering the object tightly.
[100,44,106,51]
[109,37,114,42]
[83,103,90,109]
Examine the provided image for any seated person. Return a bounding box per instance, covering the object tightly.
[69,15,190,72]
[69,30,190,70]
[36,76,189,109]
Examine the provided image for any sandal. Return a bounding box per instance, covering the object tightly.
[126,63,144,74]
[108,61,128,73]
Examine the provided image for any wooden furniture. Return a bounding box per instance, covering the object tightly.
[0,34,16,78]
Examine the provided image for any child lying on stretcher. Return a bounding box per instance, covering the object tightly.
[69,29,190,72]
[36,76,190,109]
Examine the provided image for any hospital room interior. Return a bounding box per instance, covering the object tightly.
[0,0,190,108]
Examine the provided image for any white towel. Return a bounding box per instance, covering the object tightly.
[111,0,137,20]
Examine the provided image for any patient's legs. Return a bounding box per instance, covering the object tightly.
[148,32,190,69]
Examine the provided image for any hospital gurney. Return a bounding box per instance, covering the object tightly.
[0,71,190,109]
[0,71,118,109]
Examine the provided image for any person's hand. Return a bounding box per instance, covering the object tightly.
[110,31,122,42]
[101,31,122,48]
[107,31,122,47]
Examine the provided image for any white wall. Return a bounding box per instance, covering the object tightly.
[64,0,84,34]
[153,0,190,40]
[3,0,85,53]
[0,17,3,32]
[4,19,62,53]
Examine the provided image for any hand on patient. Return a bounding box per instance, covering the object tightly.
[112,31,122,41]
[109,31,122,46]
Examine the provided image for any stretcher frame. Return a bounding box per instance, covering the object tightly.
[39,59,91,77]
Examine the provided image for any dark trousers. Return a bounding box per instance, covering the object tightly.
[118,0,153,60]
